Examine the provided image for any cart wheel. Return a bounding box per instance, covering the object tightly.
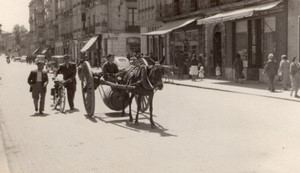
[59,87,66,113]
[135,95,149,113]
[81,61,95,116]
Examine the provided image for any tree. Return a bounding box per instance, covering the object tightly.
[13,24,28,45]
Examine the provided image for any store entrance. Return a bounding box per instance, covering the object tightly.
[213,29,222,75]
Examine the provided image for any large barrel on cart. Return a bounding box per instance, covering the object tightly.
[79,56,149,116]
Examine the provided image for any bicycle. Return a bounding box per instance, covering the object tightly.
[51,79,66,113]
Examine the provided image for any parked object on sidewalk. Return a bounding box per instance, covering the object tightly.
[289,56,300,97]
[263,53,278,92]
[27,58,49,114]
[278,55,290,90]
[162,65,175,83]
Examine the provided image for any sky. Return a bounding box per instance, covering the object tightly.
[0,0,31,33]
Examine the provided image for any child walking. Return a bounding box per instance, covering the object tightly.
[198,65,205,81]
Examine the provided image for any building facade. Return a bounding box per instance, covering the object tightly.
[140,0,288,81]
[29,0,45,55]
[29,0,140,66]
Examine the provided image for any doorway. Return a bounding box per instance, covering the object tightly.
[213,25,222,75]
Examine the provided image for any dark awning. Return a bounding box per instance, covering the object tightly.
[197,1,282,25]
[80,36,98,52]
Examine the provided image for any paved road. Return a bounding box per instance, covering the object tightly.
[1,57,300,173]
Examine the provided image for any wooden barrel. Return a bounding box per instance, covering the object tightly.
[102,87,130,111]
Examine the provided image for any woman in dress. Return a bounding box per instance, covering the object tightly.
[278,55,290,90]
[189,54,199,81]
[290,56,300,97]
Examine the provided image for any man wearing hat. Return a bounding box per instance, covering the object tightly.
[27,57,49,114]
[53,55,77,110]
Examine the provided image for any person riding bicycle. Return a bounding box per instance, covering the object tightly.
[102,54,119,83]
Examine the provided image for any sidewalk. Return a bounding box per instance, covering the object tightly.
[168,77,300,102]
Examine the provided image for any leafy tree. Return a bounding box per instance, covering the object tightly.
[13,24,28,45]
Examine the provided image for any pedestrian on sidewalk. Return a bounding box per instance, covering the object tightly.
[289,56,300,97]
[189,54,199,81]
[263,53,278,92]
[27,57,49,114]
[232,53,244,83]
[215,64,221,79]
[278,55,290,90]
[53,55,77,110]
[198,65,205,81]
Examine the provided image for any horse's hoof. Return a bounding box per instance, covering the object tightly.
[151,124,156,129]
[129,118,133,122]
[134,121,139,125]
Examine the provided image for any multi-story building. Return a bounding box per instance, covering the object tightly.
[137,0,163,57]
[30,0,140,66]
[29,0,45,55]
[287,0,300,59]
[141,0,288,81]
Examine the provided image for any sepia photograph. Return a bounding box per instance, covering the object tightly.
[0,0,300,172]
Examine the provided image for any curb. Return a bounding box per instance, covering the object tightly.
[169,81,300,103]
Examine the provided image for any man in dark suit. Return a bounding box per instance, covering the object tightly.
[53,55,77,110]
[28,58,49,114]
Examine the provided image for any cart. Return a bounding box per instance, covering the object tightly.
[79,58,150,117]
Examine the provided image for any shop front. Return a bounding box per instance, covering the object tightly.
[142,17,202,77]
[80,35,102,67]
[126,37,141,55]
[197,0,286,81]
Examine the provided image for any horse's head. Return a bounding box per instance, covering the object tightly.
[147,61,164,90]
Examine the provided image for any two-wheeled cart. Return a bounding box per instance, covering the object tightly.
[79,60,149,117]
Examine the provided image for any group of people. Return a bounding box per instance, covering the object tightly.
[189,54,205,81]
[27,55,77,114]
[263,53,300,97]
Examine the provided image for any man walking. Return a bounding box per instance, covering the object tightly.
[28,57,48,114]
[264,53,278,92]
[53,55,77,110]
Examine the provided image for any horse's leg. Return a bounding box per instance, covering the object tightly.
[121,91,126,117]
[128,93,135,122]
[149,92,155,128]
[135,94,141,125]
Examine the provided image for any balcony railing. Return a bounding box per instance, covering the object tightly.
[162,0,242,17]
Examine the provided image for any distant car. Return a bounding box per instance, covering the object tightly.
[20,56,27,63]
[113,56,130,70]
[13,57,21,62]
[46,55,65,73]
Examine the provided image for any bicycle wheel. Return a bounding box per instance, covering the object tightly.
[59,87,66,113]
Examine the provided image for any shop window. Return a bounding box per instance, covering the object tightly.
[263,17,276,63]
[174,0,181,15]
[191,0,198,11]
[236,21,248,68]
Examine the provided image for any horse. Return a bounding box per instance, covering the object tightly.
[119,58,164,127]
